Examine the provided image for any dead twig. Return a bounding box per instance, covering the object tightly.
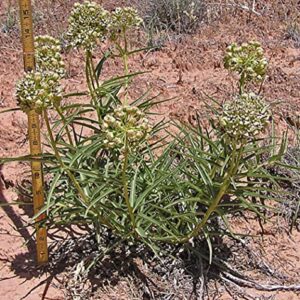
[221,271,300,292]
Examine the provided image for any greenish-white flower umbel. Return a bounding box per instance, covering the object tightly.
[35,35,65,78]
[109,7,143,41]
[66,1,110,51]
[224,41,268,83]
[102,105,151,153]
[16,72,62,113]
[219,93,270,141]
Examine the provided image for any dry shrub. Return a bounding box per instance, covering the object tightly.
[142,0,208,34]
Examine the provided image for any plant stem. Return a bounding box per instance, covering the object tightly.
[122,136,135,229]
[55,106,74,147]
[85,52,95,97]
[55,105,91,196]
[44,110,87,203]
[88,52,99,89]
[122,28,129,105]
[43,110,112,229]
[181,144,241,243]
[85,50,102,123]
[239,72,246,94]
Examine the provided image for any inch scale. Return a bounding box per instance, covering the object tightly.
[19,0,48,264]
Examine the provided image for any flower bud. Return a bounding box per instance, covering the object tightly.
[224,41,267,83]
[102,104,152,153]
[109,7,143,41]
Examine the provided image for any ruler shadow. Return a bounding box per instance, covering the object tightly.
[0,164,36,256]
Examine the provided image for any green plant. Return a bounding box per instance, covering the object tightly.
[14,2,170,255]
[1,3,293,270]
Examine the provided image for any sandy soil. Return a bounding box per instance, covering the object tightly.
[0,0,300,299]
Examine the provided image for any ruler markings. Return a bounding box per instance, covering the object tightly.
[19,0,48,264]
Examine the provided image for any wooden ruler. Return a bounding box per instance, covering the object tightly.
[19,0,48,264]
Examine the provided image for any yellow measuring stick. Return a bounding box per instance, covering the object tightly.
[18,0,48,265]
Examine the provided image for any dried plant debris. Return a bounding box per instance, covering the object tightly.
[47,232,300,299]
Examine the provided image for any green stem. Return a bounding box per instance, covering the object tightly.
[122,136,135,229]
[114,35,130,106]
[239,72,246,94]
[55,106,74,147]
[88,53,99,89]
[122,53,129,105]
[85,51,95,97]
[85,51,102,123]
[44,110,88,204]
[55,105,90,196]
[43,110,112,229]
[180,145,241,243]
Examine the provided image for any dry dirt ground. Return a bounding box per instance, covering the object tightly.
[0,0,300,299]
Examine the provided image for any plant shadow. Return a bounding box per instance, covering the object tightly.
[0,171,239,299]
[0,169,88,299]
[84,233,233,299]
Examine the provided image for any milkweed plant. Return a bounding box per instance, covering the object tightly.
[4,1,291,266]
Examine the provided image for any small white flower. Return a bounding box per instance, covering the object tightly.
[127,129,135,138]
[107,132,114,140]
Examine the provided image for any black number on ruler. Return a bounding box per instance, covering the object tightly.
[34,172,40,179]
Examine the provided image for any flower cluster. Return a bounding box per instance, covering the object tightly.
[224,41,268,82]
[16,35,65,113]
[16,72,62,113]
[109,7,143,40]
[102,105,152,153]
[219,93,270,141]
[66,2,143,51]
[66,1,110,51]
[35,35,65,78]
